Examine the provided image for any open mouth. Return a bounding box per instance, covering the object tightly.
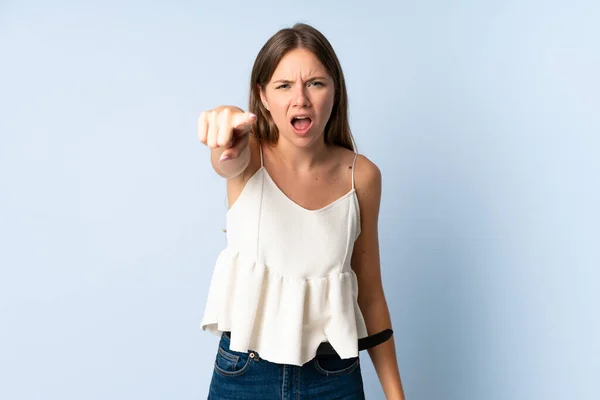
[290,116,313,134]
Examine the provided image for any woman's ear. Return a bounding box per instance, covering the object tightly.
[258,85,269,111]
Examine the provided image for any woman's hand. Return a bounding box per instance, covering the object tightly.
[198,105,256,162]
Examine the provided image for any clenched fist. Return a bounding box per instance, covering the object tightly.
[197,106,256,162]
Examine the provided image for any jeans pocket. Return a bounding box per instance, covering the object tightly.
[213,334,253,377]
[312,355,360,377]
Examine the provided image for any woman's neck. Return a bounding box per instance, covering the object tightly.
[270,137,330,172]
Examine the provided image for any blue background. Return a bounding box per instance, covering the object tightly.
[1,1,598,399]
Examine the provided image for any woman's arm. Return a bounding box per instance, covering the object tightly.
[352,155,406,400]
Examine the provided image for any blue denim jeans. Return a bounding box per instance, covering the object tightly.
[208,331,366,399]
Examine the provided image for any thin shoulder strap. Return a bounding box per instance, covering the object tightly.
[352,152,359,190]
[259,140,264,167]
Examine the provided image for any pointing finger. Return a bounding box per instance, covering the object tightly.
[232,112,256,130]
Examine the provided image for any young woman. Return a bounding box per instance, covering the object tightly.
[198,23,406,400]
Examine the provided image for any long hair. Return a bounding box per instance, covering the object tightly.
[248,23,356,151]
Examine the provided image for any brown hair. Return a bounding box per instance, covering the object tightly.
[248,23,356,152]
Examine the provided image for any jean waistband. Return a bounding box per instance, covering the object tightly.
[222,329,393,358]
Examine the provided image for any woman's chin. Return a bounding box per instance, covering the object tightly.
[281,131,325,148]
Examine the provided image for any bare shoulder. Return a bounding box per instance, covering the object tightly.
[353,153,382,201]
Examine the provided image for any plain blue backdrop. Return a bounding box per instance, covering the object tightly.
[1,1,598,399]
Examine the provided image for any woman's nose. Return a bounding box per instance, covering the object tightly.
[293,86,310,107]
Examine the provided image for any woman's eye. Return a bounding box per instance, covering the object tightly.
[276,82,323,89]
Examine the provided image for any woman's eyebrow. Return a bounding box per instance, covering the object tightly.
[306,76,327,82]
[272,76,328,84]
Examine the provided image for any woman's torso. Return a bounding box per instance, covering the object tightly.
[200,132,368,366]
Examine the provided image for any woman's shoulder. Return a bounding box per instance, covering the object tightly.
[354,153,381,183]
[350,150,382,206]
[334,146,380,187]
[331,146,381,204]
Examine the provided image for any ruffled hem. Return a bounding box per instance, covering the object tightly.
[200,247,368,366]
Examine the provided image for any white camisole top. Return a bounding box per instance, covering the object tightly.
[200,143,368,366]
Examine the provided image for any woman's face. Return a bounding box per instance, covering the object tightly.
[260,48,335,147]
